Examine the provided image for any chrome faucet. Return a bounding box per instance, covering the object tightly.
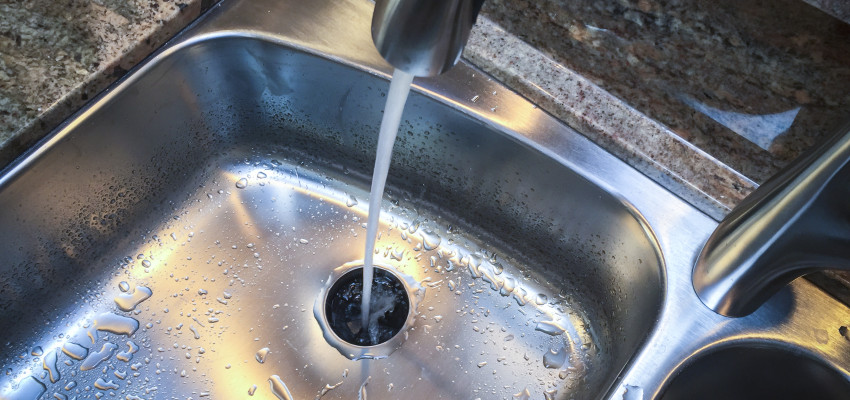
[694,121,850,317]
[371,0,486,77]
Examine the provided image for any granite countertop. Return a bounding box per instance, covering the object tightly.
[0,0,212,165]
[1,1,850,289]
[484,0,850,182]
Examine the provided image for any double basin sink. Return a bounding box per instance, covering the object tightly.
[1,0,849,398]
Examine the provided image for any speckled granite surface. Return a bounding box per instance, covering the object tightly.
[480,0,850,186]
[465,17,754,217]
[0,0,211,166]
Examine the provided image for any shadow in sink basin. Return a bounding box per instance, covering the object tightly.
[661,345,850,400]
[0,36,663,399]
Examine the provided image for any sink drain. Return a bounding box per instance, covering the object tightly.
[314,261,423,359]
[325,267,409,346]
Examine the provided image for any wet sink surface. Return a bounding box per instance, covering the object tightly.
[5,0,850,399]
[0,33,662,400]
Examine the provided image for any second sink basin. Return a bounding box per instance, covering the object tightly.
[661,345,850,400]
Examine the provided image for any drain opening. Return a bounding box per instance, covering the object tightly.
[325,266,410,346]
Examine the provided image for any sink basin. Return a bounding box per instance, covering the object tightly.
[3,0,850,399]
[0,3,663,400]
[661,345,850,400]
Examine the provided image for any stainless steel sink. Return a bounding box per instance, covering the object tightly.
[1,0,849,399]
[660,345,850,400]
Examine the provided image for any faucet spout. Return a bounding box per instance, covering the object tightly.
[694,121,850,317]
[371,0,485,77]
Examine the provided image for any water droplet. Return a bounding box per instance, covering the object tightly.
[223,291,233,299]
[815,328,829,344]
[319,381,343,398]
[268,375,293,400]
[30,346,43,356]
[116,341,140,362]
[471,95,479,102]
[81,343,119,371]
[255,347,270,363]
[142,260,151,268]
[94,378,120,390]
[419,230,442,250]
[500,277,516,297]
[42,350,60,383]
[513,387,531,399]
[114,285,153,312]
[622,385,644,400]
[544,389,558,400]
[535,293,548,305]
[543,346,568,369]
[248,384,258,396]
[118,281,130,292]
[346,195,358,207]
[62,342,89,360]
[235,178,248,189]
[92,313,140,337]
[535,320,565,336]
[257,172,267,179]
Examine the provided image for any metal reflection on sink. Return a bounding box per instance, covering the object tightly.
[3,0,850,399]
[0,20,662,400]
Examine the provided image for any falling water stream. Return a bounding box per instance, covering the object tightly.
[360,69,415,334]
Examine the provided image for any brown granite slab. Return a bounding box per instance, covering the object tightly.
[0,0,212,167]
[480,0,850,185]
[465,17,754,218]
